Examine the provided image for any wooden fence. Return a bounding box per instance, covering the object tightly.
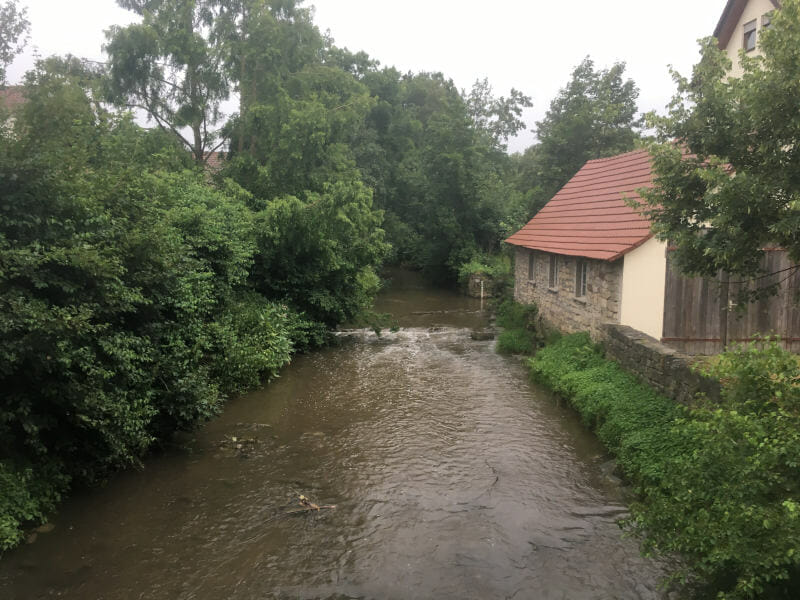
[661,249,800,355]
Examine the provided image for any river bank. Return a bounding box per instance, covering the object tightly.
[0,272,666,599]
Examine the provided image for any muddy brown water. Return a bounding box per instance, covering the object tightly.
[0,270,667,599]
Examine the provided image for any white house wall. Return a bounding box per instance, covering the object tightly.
[620,238,667,340]
[724,0,777,78]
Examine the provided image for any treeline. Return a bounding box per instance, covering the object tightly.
[0,0,644,549]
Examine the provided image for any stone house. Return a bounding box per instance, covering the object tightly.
[503,1,799,353]
[505,149,667,340]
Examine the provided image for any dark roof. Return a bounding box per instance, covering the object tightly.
[714,0,780,49]
[0,86,25,112]
[505,149,654,262]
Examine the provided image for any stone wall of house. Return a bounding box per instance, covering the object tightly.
[600,324,721,405]
[514,247,622,339]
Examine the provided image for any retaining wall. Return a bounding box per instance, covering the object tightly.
[600,323,721,405]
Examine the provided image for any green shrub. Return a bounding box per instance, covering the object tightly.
[496,329,536,355]
[529,334,800,598]
[495,299,538,330]
[0,462,68,551]
[494,300,540,355]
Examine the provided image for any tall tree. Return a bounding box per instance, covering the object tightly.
[104,0,230,163]
[639,0,800,294]
[466,77,532,151]
[518,57,641,215]
[0,0,29,86]
[214,0,324,154]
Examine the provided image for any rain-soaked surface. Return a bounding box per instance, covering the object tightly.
[0,270,668,599]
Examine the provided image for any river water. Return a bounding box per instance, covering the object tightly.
[0,271,667,599]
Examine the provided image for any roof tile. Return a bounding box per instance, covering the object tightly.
[505,149,654,261]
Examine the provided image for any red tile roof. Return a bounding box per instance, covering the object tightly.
[0,86,25,112]
[505,149,654,262]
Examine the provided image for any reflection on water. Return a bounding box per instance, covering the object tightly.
[0,270,666,599]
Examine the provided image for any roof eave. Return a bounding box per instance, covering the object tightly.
[714,0,781,49]
[605,232,655,262]
[504,232,655,263]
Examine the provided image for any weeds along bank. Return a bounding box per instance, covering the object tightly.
[528,332,800,599]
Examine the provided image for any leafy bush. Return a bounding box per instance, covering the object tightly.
[494,300,540,355]
[0,66,292,549]
[495,299,538,330]
[0,462,68,551]
[530,334,800,598]
[247,179,390,328]
[496,329,536,355]
[457,253,512,287]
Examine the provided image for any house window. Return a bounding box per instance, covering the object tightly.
[743,19,757,52]
[527,252,535,281]
[762,13,772,29]
[575,260,587,298]
[549,255,559,289]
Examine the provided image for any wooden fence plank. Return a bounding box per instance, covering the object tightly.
[662,250,800,354]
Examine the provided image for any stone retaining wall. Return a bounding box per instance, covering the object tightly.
[600,323,721,405]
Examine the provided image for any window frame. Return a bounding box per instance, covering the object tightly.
[743,19,757,52]
[549,254,559,289]
[527,251,535,282]
[575,259,587,298]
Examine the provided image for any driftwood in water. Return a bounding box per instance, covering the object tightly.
[284,495,337,515]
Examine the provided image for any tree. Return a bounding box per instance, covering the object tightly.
[466,77,532,151]
[214,0,325,154]
[0,0,29,86]
[639,1,800,292]
[352,70,529,278]
[518,57,641,215]
[104,0,230,164]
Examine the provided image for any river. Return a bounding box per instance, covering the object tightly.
[0,270,667,599]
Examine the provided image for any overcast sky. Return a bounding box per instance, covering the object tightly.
[6,0,726,153]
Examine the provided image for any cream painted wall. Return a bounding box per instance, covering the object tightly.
[620,237,668,340]
[724,0,777,77]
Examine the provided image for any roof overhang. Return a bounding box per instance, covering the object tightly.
[714,0,780,49]
[505,232,654,263]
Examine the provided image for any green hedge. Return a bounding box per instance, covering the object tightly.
[530,333,800,599]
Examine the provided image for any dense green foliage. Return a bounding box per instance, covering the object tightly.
[353,71,531,279]
[494,300,541,355]
[639,1,800,294]
[457,252,513,297]
[0,49,386,549]
[530,334,800,598]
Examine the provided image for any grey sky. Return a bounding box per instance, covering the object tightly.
[7,0,726,153]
